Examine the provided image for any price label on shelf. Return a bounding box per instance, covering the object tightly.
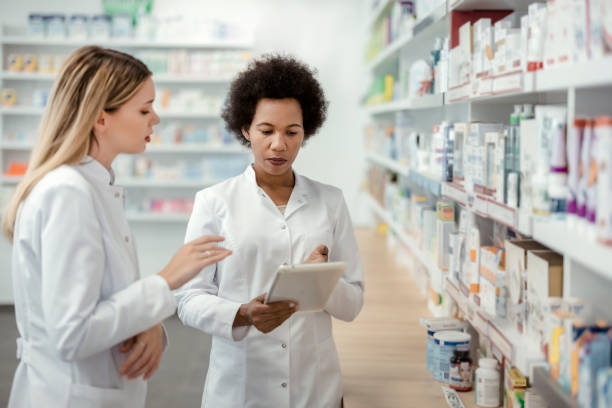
[473,310,489,337]
[442,182,468,206]
[477,77,493,96]
[472,195,489,216]
[447,83,470,102]
[492,71,523,94]
[488,322,514,364]
[488,199,517,228]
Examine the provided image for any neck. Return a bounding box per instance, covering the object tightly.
[88,143,116,170]
[252,163,294,189]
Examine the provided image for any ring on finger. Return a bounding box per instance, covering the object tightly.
[204,250,211,257]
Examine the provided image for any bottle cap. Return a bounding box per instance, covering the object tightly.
[479,358,497,369]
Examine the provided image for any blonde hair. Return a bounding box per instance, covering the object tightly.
[2,46,151,242]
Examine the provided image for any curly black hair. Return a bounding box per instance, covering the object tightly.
[221,54,328,147]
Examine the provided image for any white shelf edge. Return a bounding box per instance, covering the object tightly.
[0,36,253,49]
[532,217,612,281]
[365,193,442,278]
[116,178,218,188]
[365,152,410,177]
[126,212,190,222]
[0,107,45,115]
[367,93,444,114]
[0,71,235,84]
[0,141,35,150]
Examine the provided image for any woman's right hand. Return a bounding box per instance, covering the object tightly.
[233,294,298,333]
[158,235,232,290]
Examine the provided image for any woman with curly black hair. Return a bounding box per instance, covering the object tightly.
[174,54,364,407]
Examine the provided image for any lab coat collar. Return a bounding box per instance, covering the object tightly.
[79,156,116,186]
[243,164,309,219]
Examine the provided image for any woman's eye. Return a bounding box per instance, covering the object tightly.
[261,130,273,135]
[287,131,297,136]
[140,111,150,115]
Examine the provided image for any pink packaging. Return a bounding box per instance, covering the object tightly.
[568,119,587,214]
[596,116,612,245]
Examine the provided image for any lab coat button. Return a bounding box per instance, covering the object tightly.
[124,236,129,243]
[281,225,287,230]
[282,343,287,349]
[114,192,120,198]
[281,382,287,388]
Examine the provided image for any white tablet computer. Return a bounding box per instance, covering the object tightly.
[264,262,347,312]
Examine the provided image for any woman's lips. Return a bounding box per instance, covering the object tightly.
[267,158,287,166]
[145,136,151,143]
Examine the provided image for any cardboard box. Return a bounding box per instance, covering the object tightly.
[526,250,563,347]
[505,239,548,335]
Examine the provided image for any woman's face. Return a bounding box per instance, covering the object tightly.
[105,76,160,154]
[242,98,304,178]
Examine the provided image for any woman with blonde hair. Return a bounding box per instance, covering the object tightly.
[2,46,231,407]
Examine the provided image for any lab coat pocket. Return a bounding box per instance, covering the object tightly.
[69,382,127,408]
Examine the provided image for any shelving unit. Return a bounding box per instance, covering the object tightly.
[0,71,235,84]
[363,0,612,406]
[0,27,254,304]
[0,36,252,49]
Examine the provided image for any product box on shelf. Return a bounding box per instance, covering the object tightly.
[504,365,527,408]
[468,123,504,194]
[596,116,612,245]
[479,246,505,316]
[577,330,612,407]
[505,239,548,336]
[526,250,563,351]
[436,200,456,271]
[519,118,537,216]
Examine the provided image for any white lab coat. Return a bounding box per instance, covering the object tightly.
[175,165,364,408]
[8,157,177,408]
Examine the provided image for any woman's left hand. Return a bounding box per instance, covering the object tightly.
[118,323,164,380]
[305,244,328,263]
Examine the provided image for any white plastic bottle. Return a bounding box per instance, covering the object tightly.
[475,358,501,407]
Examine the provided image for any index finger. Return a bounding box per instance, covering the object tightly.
[190,235,225,245]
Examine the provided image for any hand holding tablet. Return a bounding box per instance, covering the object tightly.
[264,262,346,312]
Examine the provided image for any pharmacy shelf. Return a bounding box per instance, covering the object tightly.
[445,277,542,376]
[144,144,248,154]
[0,71,55,81]
[367,94,444,114]
[0,141,34,150]
[1,176,22,184]
[156,111,220,119]
[365,152,409,176]
[0,71,234,84]
[366,0,393,30]
[449,0,532,11]
[532,217,612,282]
[366,193,442,280]
[126,212,190,222]
[441,182,519,229]
[366,152,442,195]
[532,367,579,408]
[536,58,612,92]
[0,106,44,116]
[0,36,252,49]
[117,178,216,188]
[0,107,219,119]
[366,2,447,72]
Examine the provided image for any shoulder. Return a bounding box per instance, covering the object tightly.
[194,173,244,202]
[298,174,343,201]
[29,165,94,205]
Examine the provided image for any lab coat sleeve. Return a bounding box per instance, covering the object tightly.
[40,184,177,362]
[324,192,364,322]
[174,191,248,341]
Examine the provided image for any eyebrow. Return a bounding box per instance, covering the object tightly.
[143,99,154,105]
[256,122,303,128]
